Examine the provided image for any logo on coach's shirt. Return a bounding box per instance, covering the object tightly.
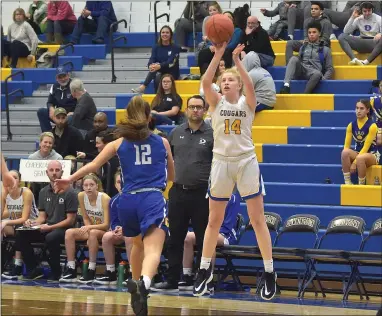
[199,138,206,145]
[180,136,184,139]
[59,198,64,204]
[47,198,51,202]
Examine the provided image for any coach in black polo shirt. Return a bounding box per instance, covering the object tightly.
[14,160,78,281]
[152,95,213,291]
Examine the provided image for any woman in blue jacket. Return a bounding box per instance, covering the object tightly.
[198,11,242,76]
[132,25,181,94]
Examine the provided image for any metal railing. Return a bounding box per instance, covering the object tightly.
[109,19,128,83]
[154,1,170,43]
[4,71,25,141]
[54,43,75,68]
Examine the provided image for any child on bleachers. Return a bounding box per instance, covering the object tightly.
[93,170,133,285]
[150,74,182,125]
[280,21,334,94]
[1,170,39,280]
[338,2,382,66]
[341,99,379,185]
[132,25,180,94]
[370,80,382,145]
[59,174,110,283]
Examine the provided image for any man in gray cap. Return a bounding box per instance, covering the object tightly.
[37,66,77,132]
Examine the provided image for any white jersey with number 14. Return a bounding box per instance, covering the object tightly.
[210,95,255,157]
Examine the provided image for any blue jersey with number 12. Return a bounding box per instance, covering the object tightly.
[117,134,167,193]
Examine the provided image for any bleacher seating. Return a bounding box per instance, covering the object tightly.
[1,2,382,297]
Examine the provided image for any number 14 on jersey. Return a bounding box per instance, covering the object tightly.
[224,119,241,135]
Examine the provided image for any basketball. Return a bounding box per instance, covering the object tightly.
[205,14,234,45]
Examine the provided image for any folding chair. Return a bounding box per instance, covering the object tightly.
[257,214,321,297]
[301,215,366,299]
[344,218,382,300]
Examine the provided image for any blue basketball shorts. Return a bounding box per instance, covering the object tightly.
[117,191,168,238]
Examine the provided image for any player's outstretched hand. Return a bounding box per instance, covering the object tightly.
[54,178,71,194]
[232,44,245,61]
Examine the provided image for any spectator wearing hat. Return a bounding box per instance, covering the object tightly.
[51,107,84,158]
[69,79,97,136]
[37,66,76,132]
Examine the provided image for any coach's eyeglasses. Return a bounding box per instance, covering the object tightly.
[188,105,204,111]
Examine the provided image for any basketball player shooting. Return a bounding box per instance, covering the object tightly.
[192,41,277,301]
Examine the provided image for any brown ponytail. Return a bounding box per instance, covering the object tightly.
[115,96,151,141]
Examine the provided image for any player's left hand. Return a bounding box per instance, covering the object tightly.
[232,44,245,60]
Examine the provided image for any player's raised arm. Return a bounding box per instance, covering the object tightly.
[232,44,257,111]
[201,42,226,112]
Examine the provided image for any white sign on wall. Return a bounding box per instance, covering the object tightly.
[19,159,72,183]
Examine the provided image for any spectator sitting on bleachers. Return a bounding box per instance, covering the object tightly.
[338,2,382,66]
[14,161,78,281]
[370,80,382,145]
[198,11,242,76]
[285,1,309,40]
[76,112,109,160]
[324,1,381,40]
[199,58,225,97]
[69,78,97,136]
[26,1,47,35]
[3,8,38,68]
[60,174,110,283]
[93,170,133,285]
[37,66,77,133]
[45,0,76,44]
[195,2,222,62]
[280,21,334,94]
[239,16,275,68]
[342,99,379,185]
[260,0,294,41]
[150,74,182,125]
[174,1,210,52]
[242,53,276,112]
[1,170,39,280]
[132,25,180,94]
[28,132,63,160]
[95,130,120,198]
[178,192,241,290]
[70,1,117,45]
[285,2,332,64]
[51,107,84,158]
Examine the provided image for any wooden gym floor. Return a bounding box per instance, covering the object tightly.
[1,281,381,315]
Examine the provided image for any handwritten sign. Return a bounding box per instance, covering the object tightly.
[19,159,71,182]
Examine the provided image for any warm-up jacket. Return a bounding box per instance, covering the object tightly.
[299,41,334,80]
[47,79,77,112]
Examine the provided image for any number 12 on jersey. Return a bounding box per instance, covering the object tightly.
[224,119,241,135]
[134,144,152,165]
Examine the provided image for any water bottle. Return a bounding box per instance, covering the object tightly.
[118,261,127,286]
[82,259,89,279]
[374,176,380,185]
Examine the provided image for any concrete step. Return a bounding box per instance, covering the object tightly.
[10,96,116,108]
[2,152,31,159]
[34,83,138,94]
[1,110,38,120]
[1,135,38,142]
[2,140,36,152]
[1,121,41,135]
[74,68,146,80]
[96,54,189,67]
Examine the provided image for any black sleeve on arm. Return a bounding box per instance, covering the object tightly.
[64,189,79,213]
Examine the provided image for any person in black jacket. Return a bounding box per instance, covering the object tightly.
[76,112,109,160]
[69,78,97,136]
[240,16,275,68]
[37,66,77,132]
[51,107,84,158]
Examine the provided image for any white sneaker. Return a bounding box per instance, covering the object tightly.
[348,58,360,65]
